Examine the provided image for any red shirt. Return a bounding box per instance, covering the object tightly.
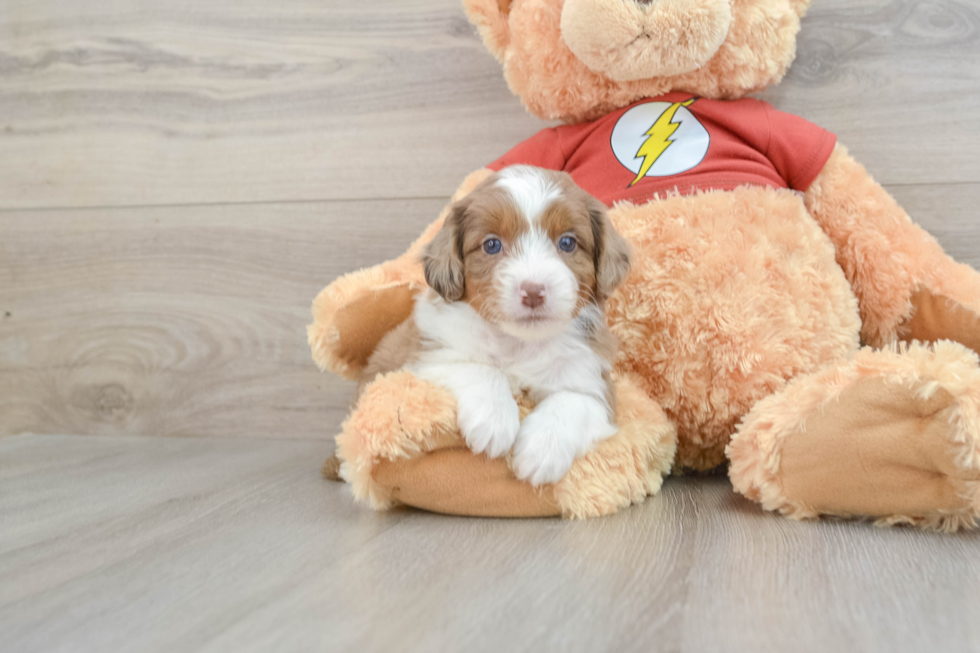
[488,93,836,206]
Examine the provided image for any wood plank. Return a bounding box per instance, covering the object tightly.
[888,181,980,269]
[0,198,446,439]
[0,0,544,210]
[2,434,980,653]
[763,0,980,186]
[0,0,977,210]
[4,183,980,440]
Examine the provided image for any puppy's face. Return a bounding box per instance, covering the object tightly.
[423,166,630,339]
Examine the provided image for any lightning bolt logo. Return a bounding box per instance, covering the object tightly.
[630,99,696,187]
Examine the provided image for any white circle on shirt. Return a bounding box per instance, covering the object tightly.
[610,101,710,182]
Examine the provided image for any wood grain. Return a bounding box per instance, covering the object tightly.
[0,0,544,209]
[0,0,977,210]
[0,198,444,439]
[2,434,980,653]
[764,0,980,185]
[890,182,980,268]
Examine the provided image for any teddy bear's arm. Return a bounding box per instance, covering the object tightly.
[338,368,677,518]
[804,143,980,353]
[307,168,494,380]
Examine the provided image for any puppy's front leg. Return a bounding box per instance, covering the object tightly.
[412,363,520,458]
[513,392,617,486]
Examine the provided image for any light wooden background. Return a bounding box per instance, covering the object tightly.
[2,1,980,651]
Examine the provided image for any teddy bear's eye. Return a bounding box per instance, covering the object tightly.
[558,235,577,253]
[483,238,502,255]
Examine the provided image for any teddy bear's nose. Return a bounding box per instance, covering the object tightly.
[561,0,733,82]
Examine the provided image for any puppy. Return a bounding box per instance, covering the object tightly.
[366,165,631,486]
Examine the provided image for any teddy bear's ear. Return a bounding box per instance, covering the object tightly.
[463,0,513,62]
[789,0,812,17]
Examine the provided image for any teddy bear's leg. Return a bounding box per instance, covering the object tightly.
[805,144,980,353]
[308,168,494,380]
[333,370,676,519]
[728,342,980,531]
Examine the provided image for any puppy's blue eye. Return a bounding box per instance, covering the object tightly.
[483,238,502,255]
[558,235,577,253]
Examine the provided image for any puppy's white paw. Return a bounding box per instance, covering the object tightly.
[457,392,520,459]
[512,413,578,486]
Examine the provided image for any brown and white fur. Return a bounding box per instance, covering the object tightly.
[362,166,631,486]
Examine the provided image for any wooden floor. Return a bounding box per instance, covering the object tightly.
[2,0,980,651]
[5,434,980,653]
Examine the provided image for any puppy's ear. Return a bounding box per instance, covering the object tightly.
[590,203,631,301]
[422,202,467,302]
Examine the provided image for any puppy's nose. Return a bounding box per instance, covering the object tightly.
[520,282,546,309]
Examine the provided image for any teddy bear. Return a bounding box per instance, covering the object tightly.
[309,0,980,530]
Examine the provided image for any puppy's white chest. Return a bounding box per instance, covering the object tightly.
[494,343,557,397]
[414,295,607,400]
[499,334,601,399]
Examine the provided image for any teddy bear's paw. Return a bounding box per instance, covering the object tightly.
[902,288,980,357]
[457,390,520,459]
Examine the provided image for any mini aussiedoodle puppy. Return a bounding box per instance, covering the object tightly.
[354,165,632,486]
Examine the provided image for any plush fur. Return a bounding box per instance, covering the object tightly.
[466,0,809,122]
[336,367,677,519]
[606,185,860,471]
[804,144,980,352]
[311,0,980,529]
[560,0,734,81]
[728,341,980,532]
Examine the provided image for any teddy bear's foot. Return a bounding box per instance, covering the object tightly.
[902,287,980,356]
[373,447,562,517]
[728,341,980,531]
